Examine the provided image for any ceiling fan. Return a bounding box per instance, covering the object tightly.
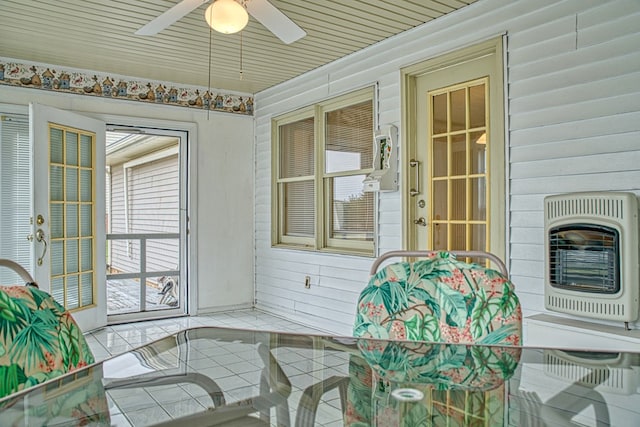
[135,0,306,44]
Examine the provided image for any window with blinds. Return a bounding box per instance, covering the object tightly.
[273,87,375,254]
[324,100,374,248]
[279,117,315,241]
[0,114,33,284]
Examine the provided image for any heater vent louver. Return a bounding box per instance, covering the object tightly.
[546,196,626,221]
[547,295,625,317]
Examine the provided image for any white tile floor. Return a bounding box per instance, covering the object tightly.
[85,309,325,362]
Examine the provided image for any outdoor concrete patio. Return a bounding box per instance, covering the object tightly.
[107,279,177,315]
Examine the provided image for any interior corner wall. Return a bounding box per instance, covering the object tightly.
[0,84,255,314]
[253,0,640,340]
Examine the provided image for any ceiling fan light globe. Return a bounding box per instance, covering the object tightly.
[205,0,249,34]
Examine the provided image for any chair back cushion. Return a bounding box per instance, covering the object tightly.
[353,252,521,345]
[0,285,95,398]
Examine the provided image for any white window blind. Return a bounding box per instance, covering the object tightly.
[0,114,33,284]
[325,101,374,242]
[278,117,315,239]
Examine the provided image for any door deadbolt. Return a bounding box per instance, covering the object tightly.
[36,214,45,225]
[417,199,425,208]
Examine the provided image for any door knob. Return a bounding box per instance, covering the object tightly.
[413,217,427,226]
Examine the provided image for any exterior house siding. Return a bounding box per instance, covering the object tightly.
[253,0,640,338]
[108,154,180,277]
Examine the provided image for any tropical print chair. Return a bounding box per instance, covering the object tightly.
[346,250,522,426]
[0,259,95,392]
[0,284,96,398]
[0,261,110,425]
[353,251,522,345]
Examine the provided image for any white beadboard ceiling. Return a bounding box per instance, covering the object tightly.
[0,0,477,94]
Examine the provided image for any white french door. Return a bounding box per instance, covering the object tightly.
[30,103,107,332]
[404,38,506,261]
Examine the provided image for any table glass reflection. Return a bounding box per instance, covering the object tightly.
[0,326,639,426]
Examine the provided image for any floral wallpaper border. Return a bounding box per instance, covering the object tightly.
[0,59,253,115]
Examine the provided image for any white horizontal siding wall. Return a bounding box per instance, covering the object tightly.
[254,0,640,338]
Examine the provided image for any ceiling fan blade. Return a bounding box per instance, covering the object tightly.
[135,0,209,35]
[246,0,306,44]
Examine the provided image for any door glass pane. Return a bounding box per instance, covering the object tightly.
[432,93,447,134]
[51,241,64,276]
[450,89,466,132]
[51,203,64,239]
[471,177,486,221]
[50,127,63,164]
[432,223,447,249]
[451,179,466,220]
[81,238,92,271]
[469,84,486,129]
[81,205,92,236]
[66,168,78,202]
[51,277,64,306]
[66,204,78,237]
[470,224,486,252]
[432,137,447,177]
[450,224,466,251]
[81,169,92,202]
[451,134,466,176]
[66,132,78,166]
[80,134,92,167]
[470,131,486,175]
[81,273,93,306]
[66,275,79,309]
[50,166,63,201]
[67,239,79,273]
[432,180,447,220]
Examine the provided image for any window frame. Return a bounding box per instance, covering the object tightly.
[272,87,375,255]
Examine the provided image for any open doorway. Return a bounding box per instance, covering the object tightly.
[105,127,188,322]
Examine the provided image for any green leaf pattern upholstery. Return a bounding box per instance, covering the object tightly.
[0,285,95,399]
[353,252,522,345]
[347,252,522,426]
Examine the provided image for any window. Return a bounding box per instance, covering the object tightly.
[272,88,375,254]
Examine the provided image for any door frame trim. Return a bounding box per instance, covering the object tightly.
[400,36,509,259]
[97,114,198,318]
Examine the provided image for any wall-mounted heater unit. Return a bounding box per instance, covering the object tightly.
[544,192,640,327]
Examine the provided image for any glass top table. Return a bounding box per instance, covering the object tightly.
[0,326,639,426]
